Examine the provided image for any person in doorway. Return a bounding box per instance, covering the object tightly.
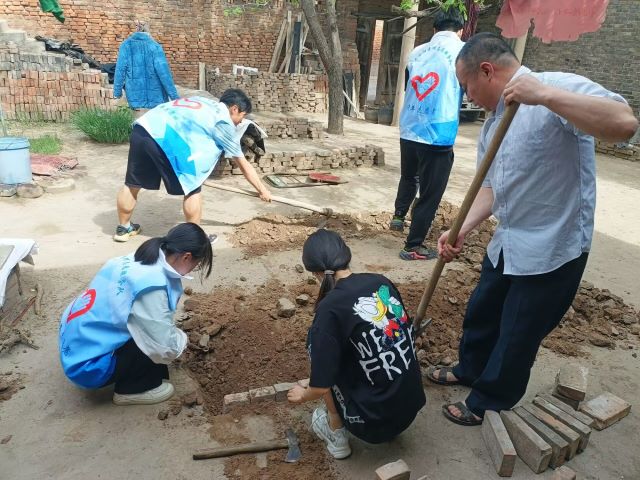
[59,223,212,405]
[113,20,179,110]
[391,9,465,260]
[114,88,272,242]
[287,230,425,458]
[427,33,638,425]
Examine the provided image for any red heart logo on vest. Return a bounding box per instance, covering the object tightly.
[67,289,97,323]
[411,72,440,101]
[172,98,202,109]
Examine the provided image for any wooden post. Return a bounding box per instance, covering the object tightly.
[269,16,288,73]
[391,0,418,126]
[198,62,206,91]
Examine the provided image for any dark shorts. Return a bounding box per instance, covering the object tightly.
[125,124,201,196]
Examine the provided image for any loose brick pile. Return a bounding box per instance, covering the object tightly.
[207,71,328,113]
[595,138,640,162]
[257,117,324,139]
[0,43,114,121]
[213,143,385,176]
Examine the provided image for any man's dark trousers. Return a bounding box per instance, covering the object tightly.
[452,251,589,416]
[394,139,454,248]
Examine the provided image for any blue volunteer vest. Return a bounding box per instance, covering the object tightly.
[59,254,182,389]
[399,31,464,146]
[135,97,235,194]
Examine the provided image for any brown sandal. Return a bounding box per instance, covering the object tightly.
[425,366,459,385]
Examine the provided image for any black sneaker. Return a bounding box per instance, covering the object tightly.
[113,223,142,242]
[399,245,438,261]
[389,215,405,232]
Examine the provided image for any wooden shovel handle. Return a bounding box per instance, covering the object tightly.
[412,102,521,331]
[193,439,289,460]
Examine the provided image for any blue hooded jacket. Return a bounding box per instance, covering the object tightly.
[113,32,179,109]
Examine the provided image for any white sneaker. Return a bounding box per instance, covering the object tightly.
[311,407,351,459]
[113,382,175,406]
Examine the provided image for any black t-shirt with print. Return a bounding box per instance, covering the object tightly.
[307,273,426,444]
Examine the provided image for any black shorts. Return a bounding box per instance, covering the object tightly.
[124,124,201,196]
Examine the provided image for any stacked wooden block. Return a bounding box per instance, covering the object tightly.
[206,71,328,113]
[0,44,114,121]
[482,364,631,477]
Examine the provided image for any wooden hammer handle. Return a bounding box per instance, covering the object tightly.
[193,439,289,460]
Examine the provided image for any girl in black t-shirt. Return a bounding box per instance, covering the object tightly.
[287,230,426,459]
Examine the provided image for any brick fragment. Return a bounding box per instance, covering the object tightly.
[249,386,276,403]
[481,411,517,477]
[521,404,580,459]
[374,459,410,480]
[273,382,297,402]
[552,390,580,410]
[500,410,552,473]
[532,397,591,451]
[513,406,568,469]
[551,465,577,480]
[579,392,631,430]
[222,391,250,413]
[555,364,588,401]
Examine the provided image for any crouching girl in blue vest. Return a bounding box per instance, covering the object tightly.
[59,223,212,405]
[287,230,425,458]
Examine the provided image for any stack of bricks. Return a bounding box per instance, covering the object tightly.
[0,43,114,121]
[207,70,328,113]
[212,144,385,177]
[258,117,324,140]
[595,138,640,162]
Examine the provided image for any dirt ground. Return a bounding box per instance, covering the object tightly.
[1,115,639,479]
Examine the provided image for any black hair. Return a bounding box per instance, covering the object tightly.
[134,222,213,279]
[219,88,253,114]
[433,8,464,32]
[456,32,519,74]
[302,229,352,311]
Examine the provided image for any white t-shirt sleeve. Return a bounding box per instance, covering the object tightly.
[127,288,187,364]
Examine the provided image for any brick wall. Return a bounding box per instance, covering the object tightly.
[0,45,114,121]
[206,71,328,113]
[522,0,639,118]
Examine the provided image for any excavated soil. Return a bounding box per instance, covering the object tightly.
[0,373,23,402]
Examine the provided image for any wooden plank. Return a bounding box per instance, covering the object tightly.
[579,392,631,430]
[500,411,552,474]
[269,16,288,73]
[513,406,568,469]
[481,411,516,477]
[532,397,591,452]
[521,404,580,460]
[537,393,595,427]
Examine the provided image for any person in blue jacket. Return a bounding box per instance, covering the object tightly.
[113,21,179,109]
[390,9,465,260]
[59,223,212,405]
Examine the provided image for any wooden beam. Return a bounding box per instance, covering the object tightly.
[269,16,288,73]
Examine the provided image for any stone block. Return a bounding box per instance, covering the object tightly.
[551,465,577,480]
[277,298,296,318]
[532,397,591,451]
[537,394,595,427]
[249,386,276,403]
[222,391,250,413]
[295,294,310,306]
[273,382,297,402]
[579,392,631,430]
[481,411,516,477]
[552,391,580,410]
[500,410,552,473]
[555,364,588,401]
[513,406,568,469]
[374,459,410,480]
[521,404,579,459]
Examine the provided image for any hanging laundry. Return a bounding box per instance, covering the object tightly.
[39,0,65,23]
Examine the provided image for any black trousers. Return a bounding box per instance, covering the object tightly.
[393,139,454,249]
[452,252,589,416]
[104,339,169,394]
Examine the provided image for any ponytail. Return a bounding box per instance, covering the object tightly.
[302,230,351,310]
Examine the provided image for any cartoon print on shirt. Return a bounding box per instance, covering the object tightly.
[353,285,409,348]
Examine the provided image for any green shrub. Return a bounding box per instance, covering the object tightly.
[29,134,63,155]
[71,107,134,143]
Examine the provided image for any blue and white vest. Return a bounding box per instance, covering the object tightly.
[135,97,235,194]
[59,254,182,389]
[399,31,464,146]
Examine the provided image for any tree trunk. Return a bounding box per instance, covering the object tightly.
[301,0,344,135]
[391,0,418,126]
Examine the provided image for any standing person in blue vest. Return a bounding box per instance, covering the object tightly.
[59,223,212,405]
[390,9,465,260]
[114,89,272,242]
[113,20,180,110]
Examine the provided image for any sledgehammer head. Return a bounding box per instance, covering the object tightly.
[284,428,301,463]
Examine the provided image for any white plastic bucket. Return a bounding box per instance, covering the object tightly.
[0,137,31,185]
